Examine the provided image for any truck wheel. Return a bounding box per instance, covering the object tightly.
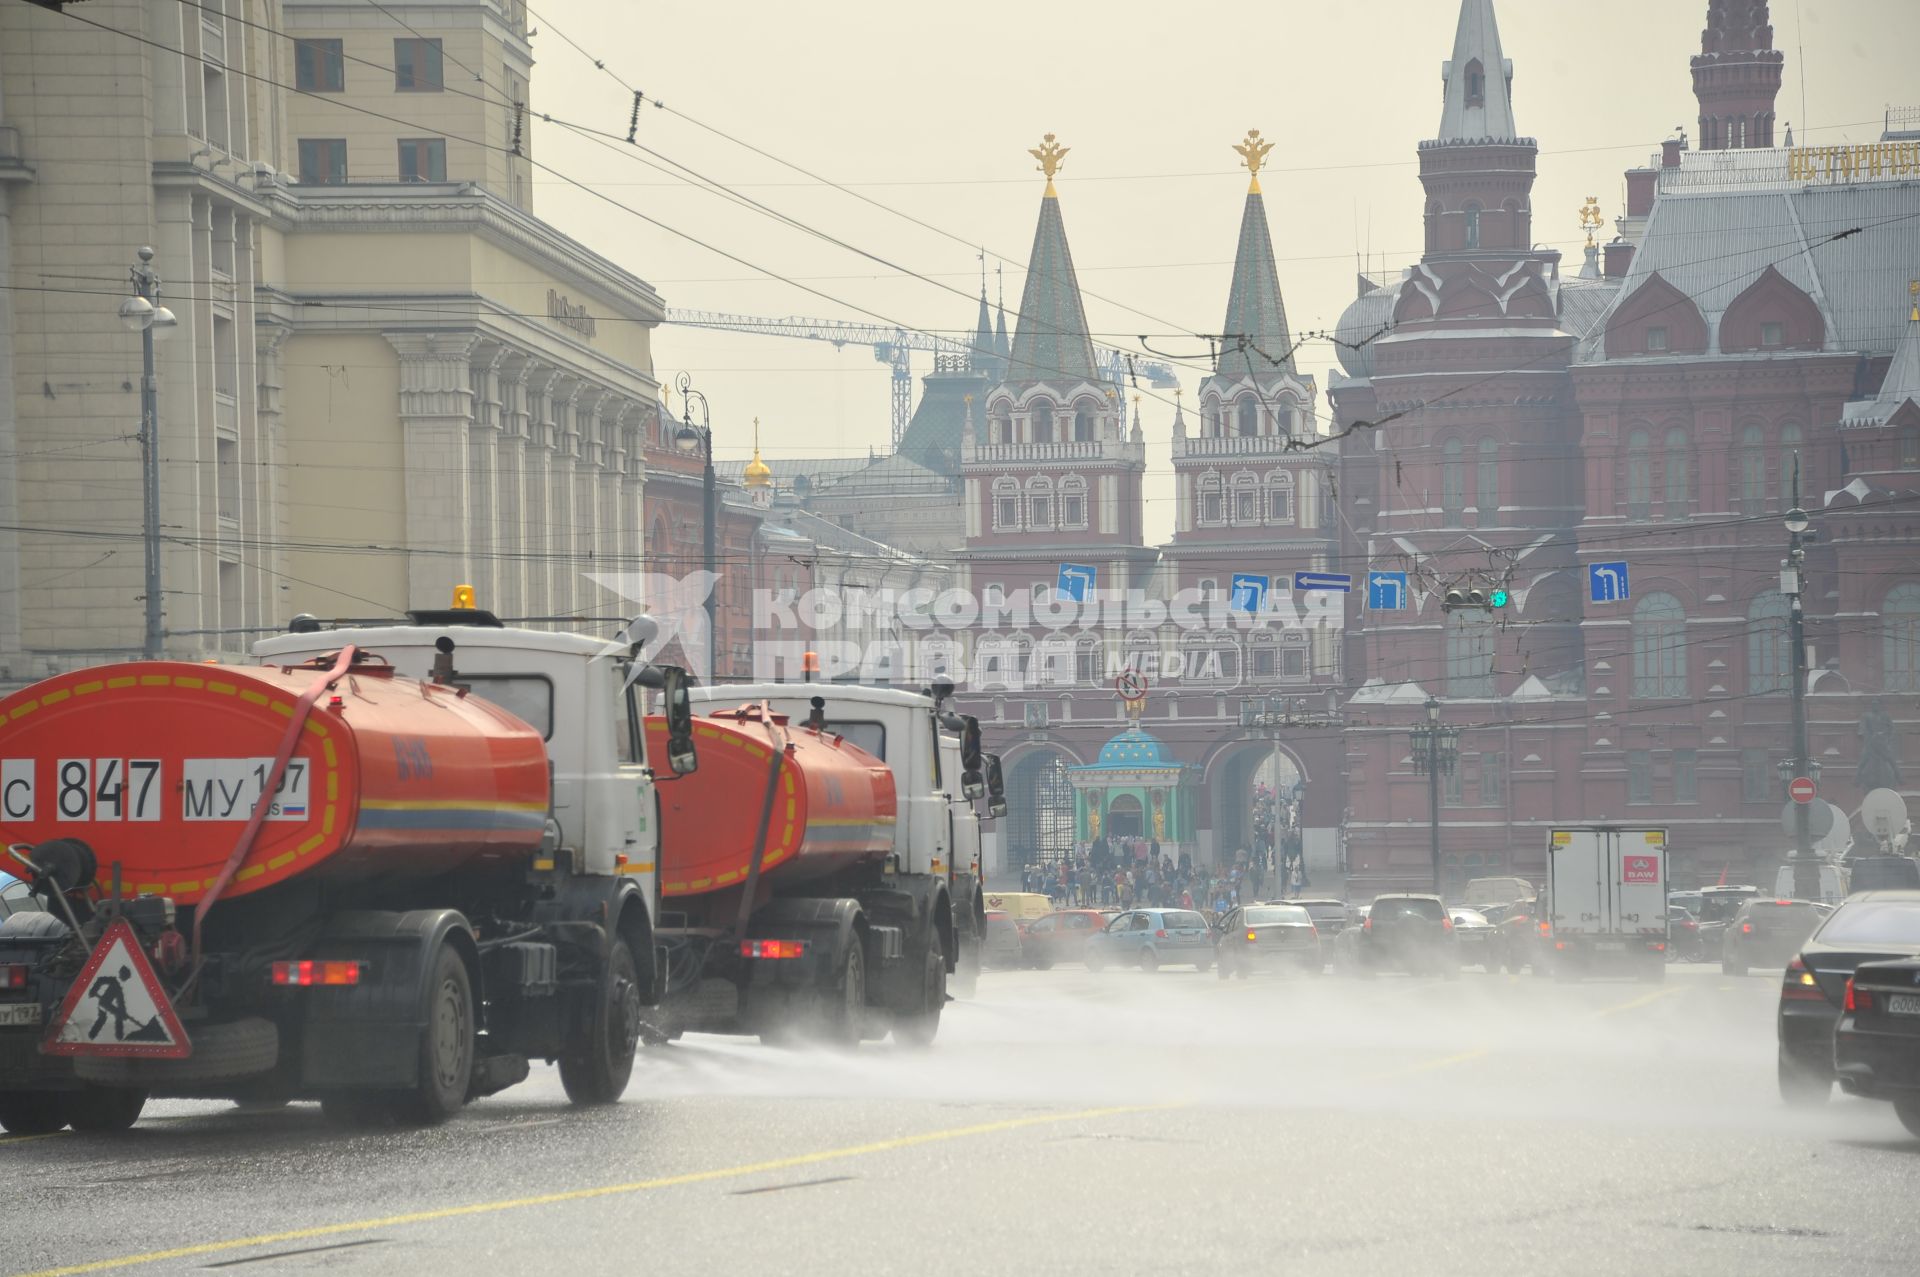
[74,1017,277,1088]
[892,932,946,1049]
[0,1091,71,1135]
[560,939,642,1106]
[1777,1051,1830,1109]
[819,942,866,1049]
[392,942,474,1126]
[66,1086,146,1133]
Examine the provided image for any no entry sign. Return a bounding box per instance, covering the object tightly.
[1788,777,1817,804]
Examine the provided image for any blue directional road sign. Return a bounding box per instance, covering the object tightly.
[1293,570,1354,593]
[1588,561,1631,603]
[1229,573,1268,613]
[1367,570,1409,611]
[1056,563,1096,603]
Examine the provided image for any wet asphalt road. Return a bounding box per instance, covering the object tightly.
[7,961,1920,1276]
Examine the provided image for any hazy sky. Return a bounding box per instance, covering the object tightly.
[526,0,1916,543]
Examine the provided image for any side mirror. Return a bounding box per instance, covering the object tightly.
[984,753,1006,817]
[959,716,986,800]
[660,665,698,777]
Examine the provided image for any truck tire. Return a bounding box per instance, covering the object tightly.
[0,1091,71,1135]
[393,942,474,1126]
[66,1085,146,1133]
[560,939,642,1106]
[892,932,945,1049]
[818,942,866,1049]
[74,1017,278,1088]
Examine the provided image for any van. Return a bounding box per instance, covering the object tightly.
[981,891,1054,925]
[1848,856,1920,894]
[1772,862,1850,905]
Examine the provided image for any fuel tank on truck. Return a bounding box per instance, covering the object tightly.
[0,659,551,903]
[644,705,896,897]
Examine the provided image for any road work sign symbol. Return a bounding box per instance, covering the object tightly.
[1588,561,1630,603]
[42,919,191,1059]
[1622,854,1661,885]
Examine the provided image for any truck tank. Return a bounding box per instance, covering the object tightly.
[0,659,550,903]
[644,705,895,897]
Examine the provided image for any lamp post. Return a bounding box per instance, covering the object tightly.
[1409,696,1460,894]
[671,372,717,680]
[1782,460,1817,899]
[1240,696,1335,895]
[118,247,178,660]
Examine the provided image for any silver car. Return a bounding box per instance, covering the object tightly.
[1087,908,1214,972]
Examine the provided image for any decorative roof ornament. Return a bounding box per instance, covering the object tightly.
[1030,133,1069,197]
[1234,129,1275,195]
[1911,278,1919,325]
[1579,196,1604,248]
[743,416,773,490]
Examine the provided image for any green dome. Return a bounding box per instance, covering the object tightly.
[1093,728,1173,768]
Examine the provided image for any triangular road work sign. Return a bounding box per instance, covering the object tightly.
[42,919,191,1059]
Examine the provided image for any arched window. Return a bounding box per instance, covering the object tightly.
[1030,400,1055,444]
[1058,475,1087,529]
[1203,397,1223,438]
[1446,610,1495,697]
[1463,202,1482,250]
[1663,428,1690,518]
[1073,402,1096,443]
[1747,591,1791,695]
[1625,428,1652,519]
[1026,475,1054,530]
[1266,470,1294,523]
[1887,584,1920,692]
[1633,592,1687,698]
[992,476,1020,531]
[1230,471,1260,523]
[1442,438,1465,518]
[1237,396,1260,437]
[1197,472,1224,525]
[1274,402,1295,437]
[1737,425,1766,512]
[1464,58,1485,106]
[1778,424,1804,507]
[1476,437,1498,515]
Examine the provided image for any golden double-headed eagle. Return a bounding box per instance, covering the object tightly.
[1234,129,1275,178]
[1030,133,1069,180]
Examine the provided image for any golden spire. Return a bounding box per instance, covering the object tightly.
[1234,129,1275,195]
[743,415,772,489]
[1030,133,1068,198]
[1579,196,1604,248]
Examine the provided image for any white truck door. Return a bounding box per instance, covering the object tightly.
[1613,828,1668,939]
[1549,828,1606,937]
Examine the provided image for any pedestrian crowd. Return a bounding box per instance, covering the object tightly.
[1017,833,1307,912]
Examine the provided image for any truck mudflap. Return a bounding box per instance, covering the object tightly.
[298,909,473,1090]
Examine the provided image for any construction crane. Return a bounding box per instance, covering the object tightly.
[663,308,1180,448]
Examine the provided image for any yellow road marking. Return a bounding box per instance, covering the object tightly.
[1589,985,1686,1018]
[0,1131,67,1147]
[14,1102,1177,1277]
[1364,1048,1492,1082]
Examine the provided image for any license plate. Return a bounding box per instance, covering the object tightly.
[1596,941,1625,951]
[0,1003,41,1028]
[1889,994,1920,1016]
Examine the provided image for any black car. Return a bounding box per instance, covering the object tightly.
[1722,899,1827,976]
[1339,894,1457,978]
[1833,956,1920,1136]
[1215,904,1322,979]
[1776,889,1920,1107]
[1695,885,1760,953]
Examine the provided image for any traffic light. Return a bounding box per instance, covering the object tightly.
[1489,588,1509,609]
[1442,586,1509,614]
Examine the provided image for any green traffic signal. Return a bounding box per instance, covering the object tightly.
[1489,589,1509,609]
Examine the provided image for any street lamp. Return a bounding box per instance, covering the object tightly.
[1782,459,1817,898]
[121,247,178,660]
[672,371,717,680]
[1241,696,1335,896]
[1409,695,1460,894]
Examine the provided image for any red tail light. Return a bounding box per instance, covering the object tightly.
[741,939,808,960]
[1740,922,1754,934]
[1538,920,1551,936]
[1782,957,1824,1002]
[1156,929,1169,940]
[1442,916,1455,931]
[1844,977,1875,1013]
[1363,915,1373,932]
[271,960,363,987]
[0,963,28,990]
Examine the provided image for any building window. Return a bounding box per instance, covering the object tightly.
[216,437,239,522]
[294,38,344,92]
[1028,492,1052,530]
[1234,487,1259,522]
[1280,646,1306,678]
[1267,474,1293,522]
[1886,584,1920,692]
[1778,425,1803,506]
[1633,592,1687,699]
[1198,474,1224,525]
[1463,203,1482,250]
[1475,437,1498,515]
[1197,578,1218,600]
[1646,326,1670,353]
[1060,491,1085,528]
[296,138,347,184]
[1479,751,1505,806]
[398,137,447,182]
[1443,759,1466,807]
[982,584,1005,609]
[1072,407,1095,442]
[395,38,444,91]
[1761,321,1784,349]
[1446,609,1495,697]
[1627,750,1653,805]
[1252,646,1276,677]
[1031,401,1055,443]
[1748,591,1790,695]
[1075,643,1102,684]
[1674,749,1699,804]
[995,498,1019,530]
[1901,428,1920,470]
[1663,428,1690,518]
[1742,748,1774,803]
[1237,397,1260,437]
[1625,428,1652,520]
[1736,425,1766,512]
[1442,438,1465,519]
[1464,58,1485,106]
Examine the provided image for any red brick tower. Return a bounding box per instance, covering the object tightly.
[1692,0,1785,150]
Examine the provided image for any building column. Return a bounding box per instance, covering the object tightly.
[495,358,530,620]
[386,331,478,609]
[254,320,291,631]
[548,380,581,620]
[523,368,556,619]
[467,345,507,606]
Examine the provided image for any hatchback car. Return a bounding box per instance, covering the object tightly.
[1833,956,1920,1137]
[982,910,1026,970]
[1338,894,1457,977]
[1087,908,1214,972]
[1215,904,1322,979]
[1723,899,1827,976]
[1776,889,1920,1106]
[1021,910,1108,969]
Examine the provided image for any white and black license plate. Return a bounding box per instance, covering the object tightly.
[0,1003,42,1028]
[1888,994,1920,1017]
